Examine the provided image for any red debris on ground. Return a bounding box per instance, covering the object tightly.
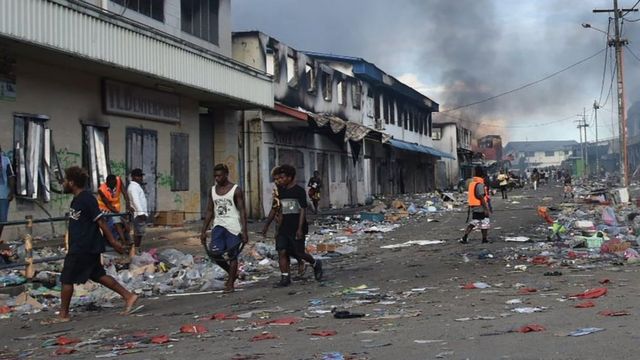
[598,310,630,317]
[516,324,545,333]
[150,335,171,344]
[56,336,80,346]
[210,313,239,320]
[250,333,278,342]
[575,301,596,308]
[571,288,607,299]
[518,288,538,294]
[310,330,337,337]
[0,305,11,314]
[462,283,477,289]
[599,279,611,285]
[530,256,550,265]
[54,347,76,356]
[261,316,302,326]
[180,324,208,334]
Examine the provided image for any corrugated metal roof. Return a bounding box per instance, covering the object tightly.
[0,0,274,108]
[388,139,456,159]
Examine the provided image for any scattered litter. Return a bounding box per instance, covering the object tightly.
[568,327,605,337]
[380,240,445,249]
[516,324,545,333]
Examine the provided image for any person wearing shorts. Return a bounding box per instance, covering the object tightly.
[271,165,322,288]
[460,166,492,244]
[46,166,138,324]
[200,164,248,293]
[97,174,132,245]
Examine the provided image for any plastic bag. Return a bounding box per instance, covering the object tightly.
[602,207,618,226]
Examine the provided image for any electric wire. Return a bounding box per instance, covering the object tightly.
[622,0,640,16]
[438,112,577,129]
[441,49,606,113]
[597,18,612,105]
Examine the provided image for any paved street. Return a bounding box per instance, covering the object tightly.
[2,183,638,360]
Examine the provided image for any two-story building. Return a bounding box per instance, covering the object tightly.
[504,140,577,169]
[0,0,273,236]
[432,121,473,188]
[231,31,451,217]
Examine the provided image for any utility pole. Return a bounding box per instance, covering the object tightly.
[593,0,637,186]
[577,111,589,176]
[594,100,600,176]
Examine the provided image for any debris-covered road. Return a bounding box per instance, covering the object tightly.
[2,183,640,359]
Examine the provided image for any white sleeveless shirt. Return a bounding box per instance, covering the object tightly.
[211,184,241,235]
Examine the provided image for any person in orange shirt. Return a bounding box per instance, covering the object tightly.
[460,166,492,244]
[97,175,133,245]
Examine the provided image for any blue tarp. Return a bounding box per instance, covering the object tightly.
[388,139,456,160]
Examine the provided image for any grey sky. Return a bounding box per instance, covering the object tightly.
[232,0,640,142]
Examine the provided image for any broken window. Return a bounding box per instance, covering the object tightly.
[366,89,374,118]
[433,128,442,140]
[427,112,432,137]
[286,55,297,87]
[373,90,380,120]
[322,71,332,101]
[114,0,165,22]
[181,0,219,44]
[330,154,336,182]
[305,63,315,92]
[337,80,346,105]
[82,125,110,192]
[268,147,276,176]
[352,81,362,109]
[357,156,364,182]
[389,99,395,125]
[340,155,347,182]
[266,47,280,80]
[170,133,189,191]
[383,96,389,124]
[13,114,62,201]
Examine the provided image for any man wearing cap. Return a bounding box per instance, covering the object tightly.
[127,169,148,255]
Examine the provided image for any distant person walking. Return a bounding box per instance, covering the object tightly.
[497,170,509,200]
[0,145,15,242]
[127,169,147,255]
[531,168,540,191]
[460,166,492,244]
[563,170,574,199]
[307,170,322,214]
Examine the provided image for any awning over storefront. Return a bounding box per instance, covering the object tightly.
[308,113,391,143]
[388,139,456,159]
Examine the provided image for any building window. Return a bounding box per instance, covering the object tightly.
[305,63,315,92]
[322,72,332,101]
[286,55,297,87]
[525,151,535,157]
[433,128,442,140]
[337,81,346,105]
[330,154,336,182]
[181,0,219,44]
[383,96,389,124]
[544,151,555,157]
[266,47,279,80]
[268,147,276,177]
[83,125,111,192]
[340,155,347,182]
[357,156,364,181]
[113,0,164,22]
[13,114,61,201]
[352,81,362,109]
[390,100,396,125]
[170,133,189,191]
[564,150,570,155]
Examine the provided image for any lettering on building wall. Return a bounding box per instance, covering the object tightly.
[273,129,308,147]
[103,79,181,123]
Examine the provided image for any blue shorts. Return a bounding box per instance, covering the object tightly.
[209,226,241,258]
[0,199,9,223]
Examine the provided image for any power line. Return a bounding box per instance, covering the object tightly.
[438,112,577,129]
[598,18,612,105]
[624,44,640,62]
[441,49,606,113]
[623,0,640,16]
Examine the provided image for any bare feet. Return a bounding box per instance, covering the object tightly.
[121,294,139,315]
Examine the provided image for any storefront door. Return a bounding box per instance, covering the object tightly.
[126,128,158,215]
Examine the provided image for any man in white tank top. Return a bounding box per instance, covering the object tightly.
[200,164,248,293]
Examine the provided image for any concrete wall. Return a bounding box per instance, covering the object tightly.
[433,124,459,188]
[0,53,205,238]
[92,0,233,57]
[519,150,570,168]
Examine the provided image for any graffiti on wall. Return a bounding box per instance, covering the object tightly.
[109,159,127,178]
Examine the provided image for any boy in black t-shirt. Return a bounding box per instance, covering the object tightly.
[271,165,323,287]
[43,167,138,324]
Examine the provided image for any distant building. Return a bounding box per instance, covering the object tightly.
[474,135,503,161]
[504,140,577,169]
[432,120,473,188]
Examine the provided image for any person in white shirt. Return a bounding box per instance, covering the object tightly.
[127,168,148,255]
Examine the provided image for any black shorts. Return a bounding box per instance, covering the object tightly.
[60,254,106,285]
[276,233,306,255]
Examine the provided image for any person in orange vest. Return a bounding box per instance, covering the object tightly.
[97,174,133,246]
[460,166,492,244]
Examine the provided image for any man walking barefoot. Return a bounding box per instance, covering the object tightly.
[200,164,249,293]
[45,166,138,324]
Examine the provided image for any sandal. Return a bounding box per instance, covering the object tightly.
[543,271,562,276]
